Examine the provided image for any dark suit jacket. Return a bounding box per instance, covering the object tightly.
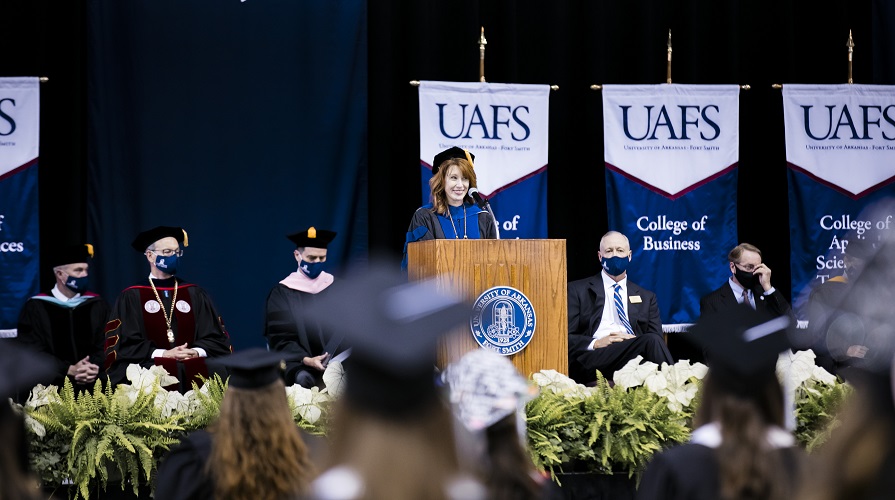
[568,274,663,357]
[700,281,793,320]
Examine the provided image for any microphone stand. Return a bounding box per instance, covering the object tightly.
[469,189,500,239]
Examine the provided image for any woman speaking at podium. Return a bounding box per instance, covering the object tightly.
[402,147,498,269]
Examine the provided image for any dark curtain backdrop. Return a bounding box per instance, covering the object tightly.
[7,0,893,349]
[86,0,368,350]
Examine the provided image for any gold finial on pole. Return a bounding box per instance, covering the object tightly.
[666,29,673,84]
[478,27,488,83]
[847,29,855,84]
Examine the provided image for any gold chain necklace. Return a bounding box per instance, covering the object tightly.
[149,278,178,344]
[447,205,468,239]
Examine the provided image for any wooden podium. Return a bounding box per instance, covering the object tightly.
[407,239,567,377]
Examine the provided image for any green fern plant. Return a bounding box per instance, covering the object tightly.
[526,389,585,477]
[795,378,853,451]
[180,373,228,432]
[581,373,691,477]
[26,378,184,499]
[527,372,691,481]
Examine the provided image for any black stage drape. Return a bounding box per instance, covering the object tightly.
[6,0,894,349]
[85,0,368,350]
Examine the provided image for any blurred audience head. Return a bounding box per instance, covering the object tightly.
[444,348,541,500]
[305,259,484,500]
[208,348,313,500]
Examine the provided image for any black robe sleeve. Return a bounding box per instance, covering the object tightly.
[264,285,317,382]
[185,286,232,358]
[106,288,158,377]
[15,300,71,383]
[155,430,214,500]
[478,210,498,239]
[16,297,111,387]
[402,207,443,269]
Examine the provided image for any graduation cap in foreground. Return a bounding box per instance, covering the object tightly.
[208,348,293,390]
[131,226,188,253]
[303,259,472,417]
[0,340,57,400]
[49,243,95,269]
[287,227,337,249]
[443,349,536,432]
[432,146,475,176]
[686,304,792,397]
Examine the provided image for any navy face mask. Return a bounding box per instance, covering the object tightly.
[64,274,89,293]
[299,260,325,279]
[155,253,179,275]
[601,256,630,276]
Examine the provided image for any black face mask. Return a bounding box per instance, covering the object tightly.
[733,266,757,289]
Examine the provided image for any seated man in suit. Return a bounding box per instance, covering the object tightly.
[568,231,673,384]
[700,242,792,320]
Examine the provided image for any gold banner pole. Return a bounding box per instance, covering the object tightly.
[666,29,673,84]
[589,29,749,90]
[847,30,854,84]
[478,27,488,83]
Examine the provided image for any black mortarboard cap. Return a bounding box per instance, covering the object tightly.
[208,348,293,389]
[287,227,337,249]
[49,243,95,268]
[432,146,474,176]
[303,259,472,417]
[131,226,188,253]
[687,304,792,396]
[0,340,57,400]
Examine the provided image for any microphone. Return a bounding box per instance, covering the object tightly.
[467,187,488,209]
[468,188,501,239]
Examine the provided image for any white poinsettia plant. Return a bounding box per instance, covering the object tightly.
[534,350,837,416]
[776,348,837,390]
[614,356,709,412]
[22,384,59,438]
[776,348,838,424]
[532,369,594,398]
[22,361,341,430]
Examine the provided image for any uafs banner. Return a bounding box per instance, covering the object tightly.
[603,84,740,327]
[418,81,550,238]
[783,84,895,322]
[0,77,40,337]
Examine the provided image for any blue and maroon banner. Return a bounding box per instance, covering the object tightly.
[783,84,895,322]
[0,77,40,337]
[418,81,550,238]
[603,85,740,328]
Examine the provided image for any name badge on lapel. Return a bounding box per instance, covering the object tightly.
[629,295,642,304]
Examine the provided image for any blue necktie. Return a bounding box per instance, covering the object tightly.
[613,283,635,336]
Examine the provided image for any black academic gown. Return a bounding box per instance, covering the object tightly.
[155,430,214,500]
[636,443,804,500]
[15,291,110,390]
[402,202,498,268]
[264,282,344,385]
[103,277,232,391]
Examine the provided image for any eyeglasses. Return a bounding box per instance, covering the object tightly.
[733,262,758,272]
[151,248,183,257]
